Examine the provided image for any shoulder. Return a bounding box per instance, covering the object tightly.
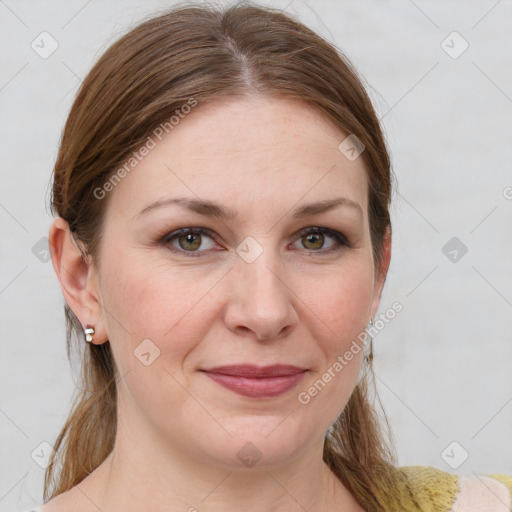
[393,465,512,512]
[450,473,512,512]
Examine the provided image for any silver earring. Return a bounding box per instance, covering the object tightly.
[84,324,95,343]
[364,318,375,345]
[365,318,374,366]
[326,423,336,439]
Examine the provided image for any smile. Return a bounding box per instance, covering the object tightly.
[200,364,308,398]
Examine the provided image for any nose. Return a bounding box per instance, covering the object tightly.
[223,246,298,341]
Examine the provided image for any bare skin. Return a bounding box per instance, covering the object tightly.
[47,95,391,512]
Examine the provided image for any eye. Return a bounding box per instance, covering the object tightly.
[292,227,349,253]
[162,227,219,255]
[160,226,350,257]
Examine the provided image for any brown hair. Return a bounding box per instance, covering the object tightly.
[46,1,404,510]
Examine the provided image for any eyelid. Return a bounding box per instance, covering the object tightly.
[160,226,216,244]
[160,225,351,256]
[292,226,351,252]
[160,227,221,257]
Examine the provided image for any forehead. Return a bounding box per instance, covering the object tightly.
[107,95,369,221]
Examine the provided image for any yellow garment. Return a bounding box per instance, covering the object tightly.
[386,465,512,511]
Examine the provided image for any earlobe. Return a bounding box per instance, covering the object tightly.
[48,217,107,344]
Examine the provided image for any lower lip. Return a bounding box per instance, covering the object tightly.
[203,371,307,398]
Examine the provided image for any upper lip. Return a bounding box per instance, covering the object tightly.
[201,364,307,378]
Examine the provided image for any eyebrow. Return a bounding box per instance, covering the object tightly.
[136,196,363,220]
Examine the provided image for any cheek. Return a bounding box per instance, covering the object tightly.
[100,240,374,362]
[299,259,374,349]
[98,245,222,362]
[293,259,373,410]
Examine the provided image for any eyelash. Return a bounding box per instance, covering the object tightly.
[159,226,351,258]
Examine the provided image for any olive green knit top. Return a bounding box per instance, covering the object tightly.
[386,465,512,511]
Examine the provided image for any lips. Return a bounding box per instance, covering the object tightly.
[205,364,306,378]
[201,364,307,398]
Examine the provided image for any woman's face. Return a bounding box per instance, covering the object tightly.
[91,95,388,469]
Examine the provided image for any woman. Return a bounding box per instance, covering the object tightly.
[26,2,510,511]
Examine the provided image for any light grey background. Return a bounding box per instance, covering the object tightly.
[1,0,511,510]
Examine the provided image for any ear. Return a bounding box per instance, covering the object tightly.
[48,217,108,344]
[368,224,392,320]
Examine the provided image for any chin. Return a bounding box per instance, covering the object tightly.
[194,415,318,471]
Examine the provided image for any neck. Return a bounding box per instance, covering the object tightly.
[77,422,359,512]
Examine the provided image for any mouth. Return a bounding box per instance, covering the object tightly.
[200,364,307,398]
